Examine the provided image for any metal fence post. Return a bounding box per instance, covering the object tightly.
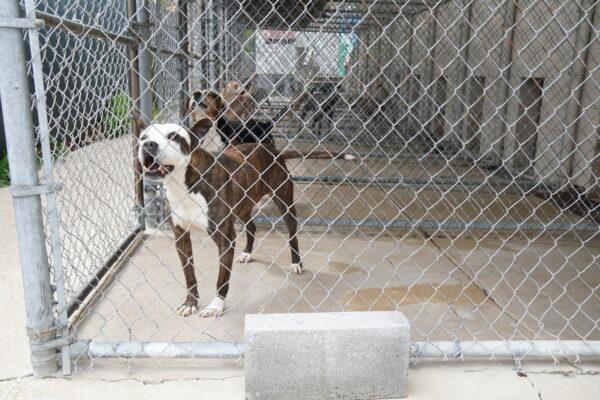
[206,0,218,88]
[136,1,153,124]
[23,0,72,375]
[455,0,475,154]
[563,0,599,183]
[498,0,519,165]
[128,0,146,229]
[0,0,59,376]
[422,6,439,139]
[135,0,165,228]
[178,0,191,122]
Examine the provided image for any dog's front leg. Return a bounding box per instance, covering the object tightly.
[236,209,256,263]
[200,219,235,317]
[173,225,199,317]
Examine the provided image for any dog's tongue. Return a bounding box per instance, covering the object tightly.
[158,165,169,176]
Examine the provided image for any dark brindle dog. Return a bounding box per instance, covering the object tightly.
[189,84,289,148]
[138,114,353,317]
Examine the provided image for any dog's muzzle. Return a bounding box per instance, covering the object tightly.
[141,141,174,178]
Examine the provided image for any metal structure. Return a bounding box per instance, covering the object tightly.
[1,0,599,376]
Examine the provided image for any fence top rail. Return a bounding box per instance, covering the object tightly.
[31,9,137,48]
[27,8,202,61]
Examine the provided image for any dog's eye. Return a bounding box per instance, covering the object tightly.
[167,132,177,140]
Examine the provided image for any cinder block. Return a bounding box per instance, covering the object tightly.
[245,311,410,400]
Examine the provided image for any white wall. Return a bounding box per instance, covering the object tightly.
[375,0,600,190]
[255,31,342,78]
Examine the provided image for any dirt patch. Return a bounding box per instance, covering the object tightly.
[342,283,490,310]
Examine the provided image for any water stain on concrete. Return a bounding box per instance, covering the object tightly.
[328,261,364,275]
[434,238,507,252]
[343,283,489,311]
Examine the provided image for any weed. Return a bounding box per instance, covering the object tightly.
[0,152,9,187]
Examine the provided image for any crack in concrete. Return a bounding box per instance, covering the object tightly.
[0,373,33,382]
[465,368,600,377]
[427,235,537,338]
[564,358,584,372]
[65,374,245,385]
[0,373,244,386]
[525,369,600,377]
[524,375,543,400]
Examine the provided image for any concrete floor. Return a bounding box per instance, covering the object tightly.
[70,145,599,346]
[3,186,600,399]
[76,222,600,345]
[3,135,600,399]
[28,134,596,352]
[50,136,594,307]
[45,136,137,304]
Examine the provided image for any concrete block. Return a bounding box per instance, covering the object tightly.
[245,311,410,400]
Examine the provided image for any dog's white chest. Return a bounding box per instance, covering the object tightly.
[166,182,209,230]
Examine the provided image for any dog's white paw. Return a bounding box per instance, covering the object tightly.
[290,263,303,275]
[176,302,198,317]
[199,297,225,318]
[237,252,252,263]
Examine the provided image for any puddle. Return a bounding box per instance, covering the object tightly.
[343,283,489,311]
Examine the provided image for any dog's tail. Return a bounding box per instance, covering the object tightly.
[280,149,356,160]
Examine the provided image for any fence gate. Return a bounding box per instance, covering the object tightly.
[1,0,599,376]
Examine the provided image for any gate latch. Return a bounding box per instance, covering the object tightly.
[0,17,45,29]
[11,182,63,198]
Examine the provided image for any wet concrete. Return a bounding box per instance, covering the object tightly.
[75,224,598,345]
[434,236,600,340]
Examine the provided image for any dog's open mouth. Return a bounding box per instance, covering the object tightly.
[143,158,174,178]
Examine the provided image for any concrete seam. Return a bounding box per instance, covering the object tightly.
[427,234,537,338]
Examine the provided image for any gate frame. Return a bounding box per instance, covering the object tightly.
[0,0,60,377]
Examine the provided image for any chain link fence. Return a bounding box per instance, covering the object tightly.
[1,0,599,376]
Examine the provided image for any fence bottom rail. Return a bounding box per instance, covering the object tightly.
[68,340,600,361]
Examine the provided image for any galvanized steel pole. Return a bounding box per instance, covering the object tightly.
[0,0,59,376]
[135,0,164,228]
[136,0,153,125]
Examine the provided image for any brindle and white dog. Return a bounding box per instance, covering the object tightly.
[138,114,353,318]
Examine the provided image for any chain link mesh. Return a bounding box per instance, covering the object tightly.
[24,0,600,367]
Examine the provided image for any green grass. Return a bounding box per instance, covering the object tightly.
[0,152,9,187]
[243,28,256,54]
[35,136,71,169]
[104,90,132,138]
[49,136,70,161]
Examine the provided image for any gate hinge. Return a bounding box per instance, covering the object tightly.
[0,17,45,29]
[27,326,75,351]
[30,335,76,351]
[11,182,63,197]
[26,326,56,343]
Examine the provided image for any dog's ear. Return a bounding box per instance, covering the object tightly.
[244,75,256,93]
[137,118,148,132]
[190,118,213,149]
[207,90,223,111]
[187,90,203,111]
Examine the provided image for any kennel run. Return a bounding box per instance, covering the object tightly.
[1,0,599,376]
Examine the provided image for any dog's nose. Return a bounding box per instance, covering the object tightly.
[142,141,158,155]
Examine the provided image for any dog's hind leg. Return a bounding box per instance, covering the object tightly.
[173,225,199,317]
[201,219,235,317]
[273,181,303,274]
[237,209,256,263]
